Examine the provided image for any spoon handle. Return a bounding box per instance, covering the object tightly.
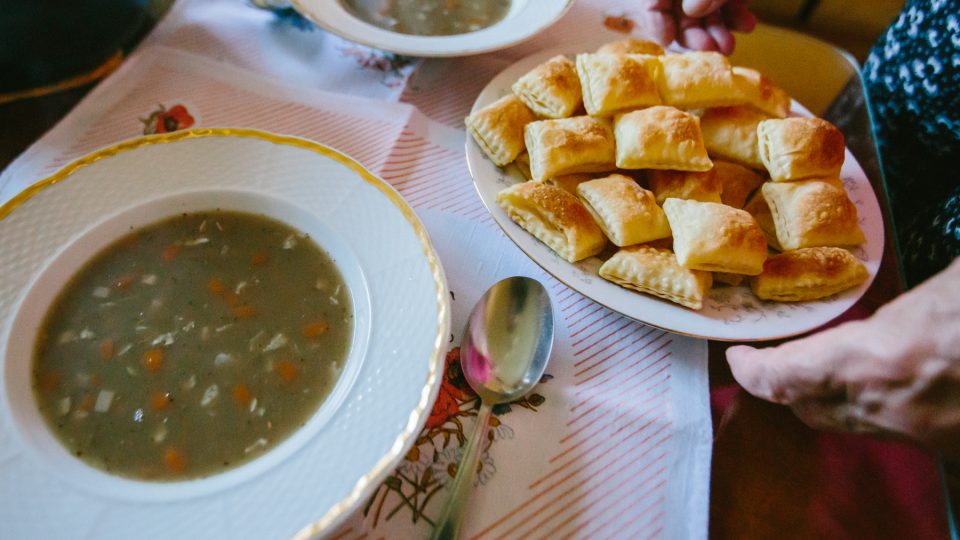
[431,401,494,540]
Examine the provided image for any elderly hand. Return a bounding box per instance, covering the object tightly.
[727,258,960,459]
[635,0,757,54]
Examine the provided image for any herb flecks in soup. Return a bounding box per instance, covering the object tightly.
[32,211,352,480]
[344,0,511,36]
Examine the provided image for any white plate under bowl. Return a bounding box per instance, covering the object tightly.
[0,129,449,539]
[466,45,884,342]
[291,0,573,57]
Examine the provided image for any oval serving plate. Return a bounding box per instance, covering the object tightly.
[0,128,449,539]
[466,45,884,342]
[290,0,573,58]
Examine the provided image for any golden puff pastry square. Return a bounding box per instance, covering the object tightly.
[715,161,764,209]
[599,245,713,310]
[762,180,865,250]
[511,55,582,119]
[576,53,662,117]
[750,247,869,301]
[743,190,783,251]
[733,67,791,118]
[545,174,592,195]
[596,38,665,56]
[663,198,768,275]
[576,174,671,246]
[757,117,846,181]
[657,52,743,109]
[613,106,712,171]
[496,181,606,262]
[648,168,722,205]
[465,94,537,166]
[699,106,769,169]
[525,116,617,181]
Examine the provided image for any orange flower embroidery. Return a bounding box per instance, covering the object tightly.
[141,104,195,135]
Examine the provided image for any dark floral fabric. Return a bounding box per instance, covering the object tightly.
[864,0,960,287]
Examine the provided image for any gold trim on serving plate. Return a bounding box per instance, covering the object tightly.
[0,127,450,538]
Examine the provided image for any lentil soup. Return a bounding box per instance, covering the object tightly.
[32,210,352,480]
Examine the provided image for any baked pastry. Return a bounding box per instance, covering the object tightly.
[496,181,606,262]
[757,117,846,181]
[546,173,593,195]
[524,116,617,181]
[699,106,768,169]
[576,174,671,246]
[576,53,661,116]
[713,272,745,287]
[761,180,865,250]
[750,247,868,301]
[465,94,536,166]
[733,66,790,118]
[512,55,582,119]
[596,39,665,56]
[743,190,783,251]
[715,161,764,209]
[663,198,768,275]
[657,52,743,109]
[647,168,722,205]
[613,106,712,171]
[599,245,713,309]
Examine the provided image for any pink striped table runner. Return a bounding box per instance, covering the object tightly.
[0,1,713,538]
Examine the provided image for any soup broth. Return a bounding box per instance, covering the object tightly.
[343,0,512,36]
[32,210,352,480]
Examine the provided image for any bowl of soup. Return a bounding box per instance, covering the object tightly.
[290,0,574,57]
[0,130,449,538]
[13,191,367,488]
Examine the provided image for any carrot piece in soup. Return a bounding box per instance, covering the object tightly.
[231,383,253,408]
[99,338,115,360]
[144,349,165,372]
[207,277,225,295]
[232,305,256,318]
[163,447,187,473]
[115,273,138,289]
[161,244,181,261]
[150,391,172,411]
[276,359,299,383]
[79,394,96,411]
[302,320,329,338]
[250,252,267,266]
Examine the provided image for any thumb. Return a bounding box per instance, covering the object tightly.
[727,328,852,404]
[682,0,726,18]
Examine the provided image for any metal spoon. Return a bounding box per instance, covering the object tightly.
[431,276,554,540]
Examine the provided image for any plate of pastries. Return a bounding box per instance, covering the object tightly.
[465,39,884,341]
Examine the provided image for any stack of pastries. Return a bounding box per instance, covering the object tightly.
[465,39,868,311]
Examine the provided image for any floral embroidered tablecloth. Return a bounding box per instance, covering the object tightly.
[0,1,712,538]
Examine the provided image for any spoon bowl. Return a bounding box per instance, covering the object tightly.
[461,276,554,402]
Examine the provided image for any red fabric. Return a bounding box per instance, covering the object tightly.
[710,385,950,539]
